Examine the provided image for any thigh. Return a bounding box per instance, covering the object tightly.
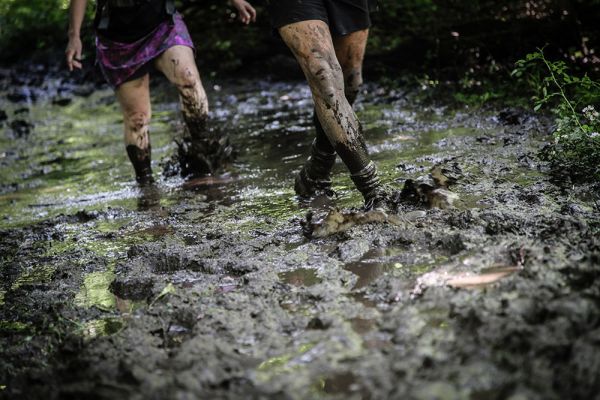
[278,20,339,83]
[333,29,369,73]
[154,45,200,86]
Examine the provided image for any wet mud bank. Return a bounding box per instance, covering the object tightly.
[1,71,600,399]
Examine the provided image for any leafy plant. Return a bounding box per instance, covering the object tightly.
[513,49,600,181]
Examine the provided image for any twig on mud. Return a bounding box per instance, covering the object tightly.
[516,246,527,268]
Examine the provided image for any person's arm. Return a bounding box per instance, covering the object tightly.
[65,0,88,71]
[229,0,256,25]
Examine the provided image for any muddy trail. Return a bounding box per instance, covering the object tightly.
[1,65,600,400]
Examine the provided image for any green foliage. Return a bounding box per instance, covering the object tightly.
[0,0,89,62]
[370,0,600,77]
[178,0,270,73]
[1,0,599,76]
[514,49,600,181]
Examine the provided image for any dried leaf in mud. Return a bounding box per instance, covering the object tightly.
[421,186,460,209]
[302,208,417,238]
[399,164,461,209]
[399,181,460,209]
[446,266,521,289]
[412,265,522,297]
[430,165,458,188]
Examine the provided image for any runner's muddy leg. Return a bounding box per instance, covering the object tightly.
[333,28,386,209]
[279,21,382,205]
[299,29,371,197]
[116,73,154,184]
[155,45,233,176]
[333,28,369,105]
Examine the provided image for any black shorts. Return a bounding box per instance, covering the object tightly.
[267,0,377,37]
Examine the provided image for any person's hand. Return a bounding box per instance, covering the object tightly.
[230,0,256,25]
[65,36,83,71]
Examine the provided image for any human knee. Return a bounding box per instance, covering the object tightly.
[174,66,200,97]
[304,49,344,102]
[125,110,150,134]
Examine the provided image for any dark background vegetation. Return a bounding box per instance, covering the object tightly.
[1,0,599,79]
[1,0,599,180]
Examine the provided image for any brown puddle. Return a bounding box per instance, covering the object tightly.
[350,317,376,334]
[279,268,322,287]
[343,247,407,290]
[322,371,361,395]
[350,318,391,350]
[345,261,396,290]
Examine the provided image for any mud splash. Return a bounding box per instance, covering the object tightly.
[1,69,600,399]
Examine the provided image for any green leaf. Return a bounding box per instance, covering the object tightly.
[157,282,176,299]
[150,282,177,307]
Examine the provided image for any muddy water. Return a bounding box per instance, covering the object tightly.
[1,72,600,400]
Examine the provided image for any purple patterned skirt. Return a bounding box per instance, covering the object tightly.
[96,13,195,88]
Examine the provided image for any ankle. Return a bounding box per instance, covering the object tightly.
[295,165,334,197]
[126,144,154,184]
[350,161,380,198]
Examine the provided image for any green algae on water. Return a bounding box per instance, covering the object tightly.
[45,236,78,257]
[11,264,56,290]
